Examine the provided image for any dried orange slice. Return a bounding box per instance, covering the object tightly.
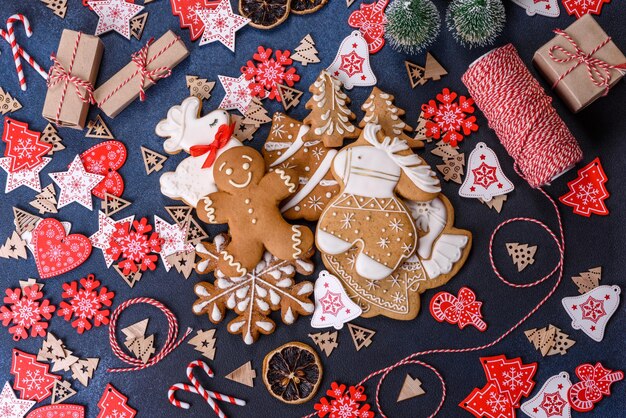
[239,0,291,29]
[291,0,328,14]
[262,341,322,404]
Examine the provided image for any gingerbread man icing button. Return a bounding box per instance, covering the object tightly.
[197,146,314,277]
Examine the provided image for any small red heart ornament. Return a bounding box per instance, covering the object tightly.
[80,140,127,198]
[33,218,92,279]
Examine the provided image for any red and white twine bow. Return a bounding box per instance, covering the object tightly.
[568,363,624,412]
[168,360,246,418]
[47,32,95,125]
[429,287,487,331]
[107,297,192,373]
[131,37,172,101]
[549,29,626,94]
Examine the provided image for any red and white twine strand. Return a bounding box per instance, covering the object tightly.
[107,297,192,373]
[462,43,582,188]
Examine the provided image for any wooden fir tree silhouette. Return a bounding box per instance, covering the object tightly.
[291,34,320,66]
[506,242,537,272]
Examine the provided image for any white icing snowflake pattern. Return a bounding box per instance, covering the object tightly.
[389,218,404,232]
[271,123,286,139]
[340,213,354,229]
[377,237,390,249]
[391,292,405,304]
[312,147,326,161]
[307,195,324,212]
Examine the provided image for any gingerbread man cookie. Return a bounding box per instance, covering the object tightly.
[316,123,441,281]
[262,113,340,221]
[197,146,315,277]
[156,96,242,207]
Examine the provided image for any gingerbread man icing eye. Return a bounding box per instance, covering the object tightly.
[225,167,233,175]
[243,162,250,170]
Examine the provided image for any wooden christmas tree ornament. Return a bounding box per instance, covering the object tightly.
[166,250,196,279]
[186,75,215,101]
[30,184,58,214]
[188,329,217,360]
[165,205,192,227]
[225,361,256,387]
[525,324,575,357]
[242,97,272,126]
[40,0,67,18]
[347,323,375,351]
[13,207,42,235]
[414,111,429,142]
[0,87,22,114]
[308,331,339,357]
[114,264,143,288]
[423,52,448,81]
[232,114,259,142]
[20,278,43,292]
[40,124,65,155]
[102,193,132,217]
[397,374,425,402]
[405,61,427,88]
[0,231,28,260]
[71,358,99,387]
[506,242,537,272]
[141,146,168,174]
[277,84,303,111]
[572,266,602,294]
[479,194,507,213]
[291,35,320,66]
[38,332,65,362]
[51,380,76,404]
[51,349,80,373]
[184,217,208,244]
[85,114,114,139]
[130,12,148,40]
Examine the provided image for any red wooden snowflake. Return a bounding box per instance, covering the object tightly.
[314,382,374,418]
[106,217,163,274]
[1,285,55,341]
[241,46,300,102]
[421,88,478,147]
[57,274,114,334]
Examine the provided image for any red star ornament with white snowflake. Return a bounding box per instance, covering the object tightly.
[327,31,376,90]
[481,354,538,405]
[0,381,35,418]
[89,0,145,39]
[170,0,220,41]
[197,0,250,52]
[1,284,55,341]
[218,74,254,114]
[521,372,572,418]
[49,155,104,210]
[311,270,362,329]
[559,157,609,217]
[2,118,52,172]
[562,284,620,342]
[562,0,610,18]
[154,215,193,272]
[97,384,136,418]
[512,0,560,17]
[348,0,389,54]
[0,157,51,193]
[459,142,514,201]
[10,349,60,402]
[89,211,135,268]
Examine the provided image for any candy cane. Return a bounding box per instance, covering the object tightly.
[0,14,47,91]
[168,360,246,417]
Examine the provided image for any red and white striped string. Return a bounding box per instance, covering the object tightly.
[0,14,47,91]
[168,360,246,418]
[462,43,582,188]
[107,297,192,373]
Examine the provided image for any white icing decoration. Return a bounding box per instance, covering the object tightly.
[271,125,310,167]
[281,149,337,213]
[310,71,356,137]
[405,198,448,260]
[275,169,297,193]
[421,234,468,278]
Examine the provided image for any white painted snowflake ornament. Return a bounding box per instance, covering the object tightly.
[562,285,620,342]
[327,31,376,90]
[521,372,572,418]
[511,0,560,17]
[89,0,145,39]
[459,142,514,201]
[311,270,362,329]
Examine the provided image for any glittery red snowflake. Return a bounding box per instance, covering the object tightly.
[314,382,374,418]
[422,88,478,147]
[241,46,300,101]
[107,217,163,274]
[1,285,55,341]
[57,274,114,334]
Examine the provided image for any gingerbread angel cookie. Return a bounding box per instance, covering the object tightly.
[262,113,340,221]
[196,146,315,277]
[323,194,472,320]
[316,123,441,281]
[156,96,242,207]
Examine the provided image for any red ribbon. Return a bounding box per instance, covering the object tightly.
[47,53,95,104]
[189,123,236,169]
[131,37,172,102]
[549,29,626,95]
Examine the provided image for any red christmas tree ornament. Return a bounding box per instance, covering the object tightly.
[170,0,220,41]
[57,274,114,334]
[80,140,127,199]
[241,46,300,101]
[481,355,538,405]
[429,287,487,331]
[1,284,55,341]
[2,117,52,172]
[10,349,60,402]
[559,158,609,217]
[107,217,163,274]
[460,382,516,418]
[347,0,389,54]
[568,362,623,412]
[96,384,136,418]
[562,0,610,18]
[421,88,478,147]
[313,382,374,418]
[33,218,92,279]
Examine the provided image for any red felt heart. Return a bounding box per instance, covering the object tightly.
[80,141,127,199]
[33,218,92,279]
